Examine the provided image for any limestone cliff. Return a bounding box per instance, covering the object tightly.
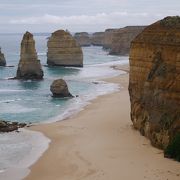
[16,31,43,79]
[129,17,180,153]
[47,30,83,67]
[110,26,145,55]
[0,48,6,66]
[90,32,104,46]
[103,29,117,50]
[74,32,91,46]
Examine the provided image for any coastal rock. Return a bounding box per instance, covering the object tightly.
[129,16,180,151]
[16,31,44,80]
[0,120,26,133]
[103,29,117,50]
[110,26,145,55]
[0,48,6,66]
[90,32,105,46]
[47,30,83,67]
[74,32,91,46]
[50,79,73,98]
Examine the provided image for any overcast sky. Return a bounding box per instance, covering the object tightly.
[0,0,179,33]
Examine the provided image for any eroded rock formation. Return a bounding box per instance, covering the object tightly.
[110,26,145,55]
[16,31,43,79]
[50,79,73,98]
[129,16,180,151]
[47,30,83,67]
[103,29,117,50]
[90,32,104,46]
[0,48,6,66]
[74,32,91,46]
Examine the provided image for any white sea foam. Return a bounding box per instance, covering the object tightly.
[0,129,50,180]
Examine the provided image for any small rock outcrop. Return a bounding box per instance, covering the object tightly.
[47,30,83,67]
[103,29,117,50]
[90,32,105,46]
[110,26,145,55]
[0,48,6,66]
[16,31,43,80]
[0,120,26,133]
[129,16,180,156]
[74,32,91,46]
[50,79,73,98]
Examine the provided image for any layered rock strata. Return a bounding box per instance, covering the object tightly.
[16,31,43,79]
[129,16,180,150]
[103,29,117,50]
[47,30,83,67]
[90,32,105,46]
[110,26,145,55]
[50,79,73,98]
[0,48,6,66]
[74,32,91,46]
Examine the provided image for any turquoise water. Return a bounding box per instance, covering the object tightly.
[0,34,128,123]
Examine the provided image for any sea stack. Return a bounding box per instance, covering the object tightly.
[47,30,83,67]
[16,31,43,80]
[0,48,6,66]
[90,32,105,46]
[74,32,91,46]
[129,16,180,156]
[103,29,117,50]
[50,79,73,98]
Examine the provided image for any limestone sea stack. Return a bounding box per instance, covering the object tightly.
[0,48,6,66]
[50,79,73,98]
[103,29,117,50]
[16,31,43,80]
[129,16,180,159]
[74,32,91,46]
[47,30,83,67]
[110,26,145,55]
[90,32,105,46]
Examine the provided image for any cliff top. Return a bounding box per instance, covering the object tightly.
[52,30,71,36]
[159,16,180,28]
[23,31,33,39]
[74,32,89,36]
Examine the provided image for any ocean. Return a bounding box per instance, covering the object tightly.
[0,33,128,179]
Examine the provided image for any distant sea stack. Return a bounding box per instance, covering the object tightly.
[110,26,145,55]
[74,32,91,47]
[129,16,180,156]
[47,30,83,67]
[16,31,44,80]
[0,48,6,66]
[90,32,105,46]
[103,29,117,50]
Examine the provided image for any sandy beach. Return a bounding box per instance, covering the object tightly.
[25,65,180,180]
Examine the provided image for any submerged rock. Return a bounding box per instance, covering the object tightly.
[129,16,180,153]
[0,120,26,133]
[74,32,91,46]
[50,79,73,98]
[0,48,6,66]
[47,30,83,67]
[16,31,44,80]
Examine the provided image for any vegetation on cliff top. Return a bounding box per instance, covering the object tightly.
[160,16,180,28]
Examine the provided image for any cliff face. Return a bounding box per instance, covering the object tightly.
[16,32,43,79]
[129,17,180,150]
[74,32,91,47]
[90,32,105,46]
[0,48,6,66]
[103,29,117,50]
[47,30,83,67]
[110,26,145,55]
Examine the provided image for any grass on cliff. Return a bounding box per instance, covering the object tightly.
[164,133,180,162]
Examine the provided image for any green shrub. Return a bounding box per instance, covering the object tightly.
[164,133,180,162]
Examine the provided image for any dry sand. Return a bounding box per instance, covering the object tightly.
[25,65,180,180]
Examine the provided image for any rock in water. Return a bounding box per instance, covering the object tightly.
[50,79,73,98]
[90,32,105,46]
[16,31,44,80]
[74,32,91,47]
[47,30,83,67]
[103,29,117,50]
[129,16,180,151]
[110,26,145,55]
[0,48,6,66]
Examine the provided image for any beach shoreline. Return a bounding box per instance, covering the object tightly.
[25,64,180,180]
